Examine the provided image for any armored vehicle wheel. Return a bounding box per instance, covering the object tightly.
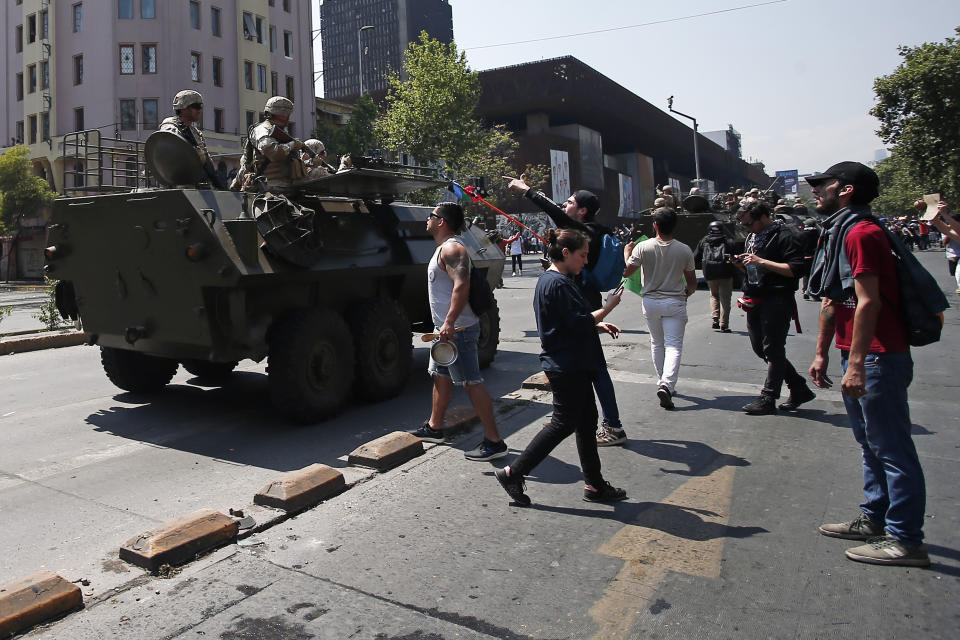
[477,298,500,370]
[181,359,238,382]
[268,309,355,423]
[100,347,179,393]
[349,298,412,401]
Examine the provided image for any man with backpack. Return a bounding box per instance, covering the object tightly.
[505,175,627,446]
[806,161,930,567]
[694,221,736,332]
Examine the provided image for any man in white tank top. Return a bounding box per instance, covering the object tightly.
[408,202,508,462]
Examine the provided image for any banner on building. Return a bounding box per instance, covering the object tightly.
[550,150,570,204]
[619,174,634,217]
[776,169,799,196]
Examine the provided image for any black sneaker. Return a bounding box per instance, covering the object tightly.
[409,422,446,443]
[742,395,776,415]
[657,385,674,410]
[720,326,732,333]
[778,385,816,411]
[583,480,627,503]
[711,318,720,330]
[495,468,531,506]
[464,439,508,461]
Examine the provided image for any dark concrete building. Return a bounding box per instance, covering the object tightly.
[321,0,453,100]
[476,57,769,223]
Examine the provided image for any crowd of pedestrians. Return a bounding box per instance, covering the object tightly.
[410,161,939,569]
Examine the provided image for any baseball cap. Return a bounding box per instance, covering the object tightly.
[572,190,600,216]
[805,161,879,201]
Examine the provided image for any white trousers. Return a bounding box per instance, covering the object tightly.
[641,296,688,393]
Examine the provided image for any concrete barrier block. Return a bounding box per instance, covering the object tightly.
[441,404,480,437]
[348,431,424,471]
[254,464,345,512]
[119,508,238,573]
[0,572,83,638]
[521,371,551,390]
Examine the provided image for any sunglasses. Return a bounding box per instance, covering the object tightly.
[428,213,445,221]
[188,103,203,110]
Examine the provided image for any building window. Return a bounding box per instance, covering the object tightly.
[142,99,158,129]
[141,0,155,19]
[16,25,23,52]
[257,64,267,92]
[246,110,254,129]
[118,0,132,19]
[41,112,50,140]
[73,4,82,32]
[268,0,274,5]
[244,61,253,90]
[285,75,294,100]
[27,65,37,93]
[41,61,49,89]
[28,14,36,43]
[190,52,201,81]
[189,1,200,29]
[242,12,256,40]
[16,73,24,101]
[16,121,24,144]
[74,55,83,85]
[119,45,134,74]
[256,16,265,44]
[142,45,156,73]
[75,107,84,131]
[283,0,290,11]
[212,57,223,87]
[29,114,37,144]
[214,108,224,133]
[120,99,136,130]
[40,10,49,39]
[269,26,276,52]
[270,71,278,96]
[211,7,221,37]
[283,31,292,58]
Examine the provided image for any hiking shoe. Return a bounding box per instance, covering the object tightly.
[495,468,531,506]
[743,395,776,415]
[711,318,720,329]
[657,385,674,410]
[464,438,508,462]
[720,326,732,333]
[409,422,446,443]
[819,513,884,540]
[583,480,628,503]
[778,385,816,411]
[845,536,930,567]
[596,422,627,447]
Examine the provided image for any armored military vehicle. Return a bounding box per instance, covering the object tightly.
[48,131,504,423]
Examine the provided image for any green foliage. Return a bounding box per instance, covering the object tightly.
[0,145,56,233]
[871,27,960,202]
[312,94,380,158]
[32,277,69,331]
[872,151,922,216]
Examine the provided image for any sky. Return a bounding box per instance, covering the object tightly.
[312,0,960,175]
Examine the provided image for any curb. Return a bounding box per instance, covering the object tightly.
[0,572,83,638]
[0,331,84,356]
[348,431,425,471]
[254,464,346,512]
[119,509,238,573]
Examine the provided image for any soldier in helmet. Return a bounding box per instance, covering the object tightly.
[234,96,309,191]
[301,139,337,179]
[160,90,224,188]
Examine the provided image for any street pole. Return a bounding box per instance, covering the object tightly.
[357,25,374,95]
[667,96,701,187]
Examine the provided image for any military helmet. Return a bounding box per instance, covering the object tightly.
[172,90,203,111]
[264,96,294,116]
[708,220,724,234]
[303,139,325,154]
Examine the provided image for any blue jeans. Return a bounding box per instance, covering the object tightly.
[593,366,621,430]
[840,350,925,545]
[427,323,483,386]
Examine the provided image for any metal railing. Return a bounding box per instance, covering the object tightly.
[61,129,156,195]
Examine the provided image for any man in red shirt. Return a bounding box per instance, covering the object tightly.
[806,162,928,567]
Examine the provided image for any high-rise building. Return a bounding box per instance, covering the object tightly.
[320,0,453,100]
[1,0,313,192]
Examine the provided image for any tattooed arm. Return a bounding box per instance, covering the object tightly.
[439,242,472,341]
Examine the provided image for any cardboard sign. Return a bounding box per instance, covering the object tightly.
[920,193,940,221]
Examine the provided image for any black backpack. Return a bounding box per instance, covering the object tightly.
[468,263,494,316]
[700,239,730,280]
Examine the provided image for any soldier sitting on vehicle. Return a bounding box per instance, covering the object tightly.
[161,90,225,189]
[230,96,308,192]
[300,139,338,180]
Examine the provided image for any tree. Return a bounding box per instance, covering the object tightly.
[872,151,919,216]
[375,32,547,208]
[312,94,380,158]
[0,145,55,234]
[871,28,960,202]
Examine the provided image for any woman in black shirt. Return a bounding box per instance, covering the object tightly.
[494,230,628,505]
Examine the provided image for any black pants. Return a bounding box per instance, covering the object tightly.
[511,254,522,272]
[510,370,603,487]
[746,293,806,399]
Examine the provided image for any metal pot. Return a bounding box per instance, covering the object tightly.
[429,340,458,366]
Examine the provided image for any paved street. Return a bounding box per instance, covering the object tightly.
[0,286,50,334]
[2,251,958,639]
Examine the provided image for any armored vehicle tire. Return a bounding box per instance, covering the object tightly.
[181,359,238,382]
[268,309,355,423]
[477,298,500,370]
[349,298,413,402]
[101,347,179,393]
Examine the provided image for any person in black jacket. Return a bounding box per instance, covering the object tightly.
[505,175,627,447]
[694,221,736,332]
[733,199,816,415]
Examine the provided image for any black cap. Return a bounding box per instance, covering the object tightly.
[805,161,879,202]
[572,190,600,217]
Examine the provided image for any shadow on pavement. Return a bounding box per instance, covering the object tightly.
[627,439,750,476]
[925,544,960,578]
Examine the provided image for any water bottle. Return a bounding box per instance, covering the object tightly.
[746,263,760,285]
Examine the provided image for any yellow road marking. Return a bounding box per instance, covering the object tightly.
[589,456,738,639]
